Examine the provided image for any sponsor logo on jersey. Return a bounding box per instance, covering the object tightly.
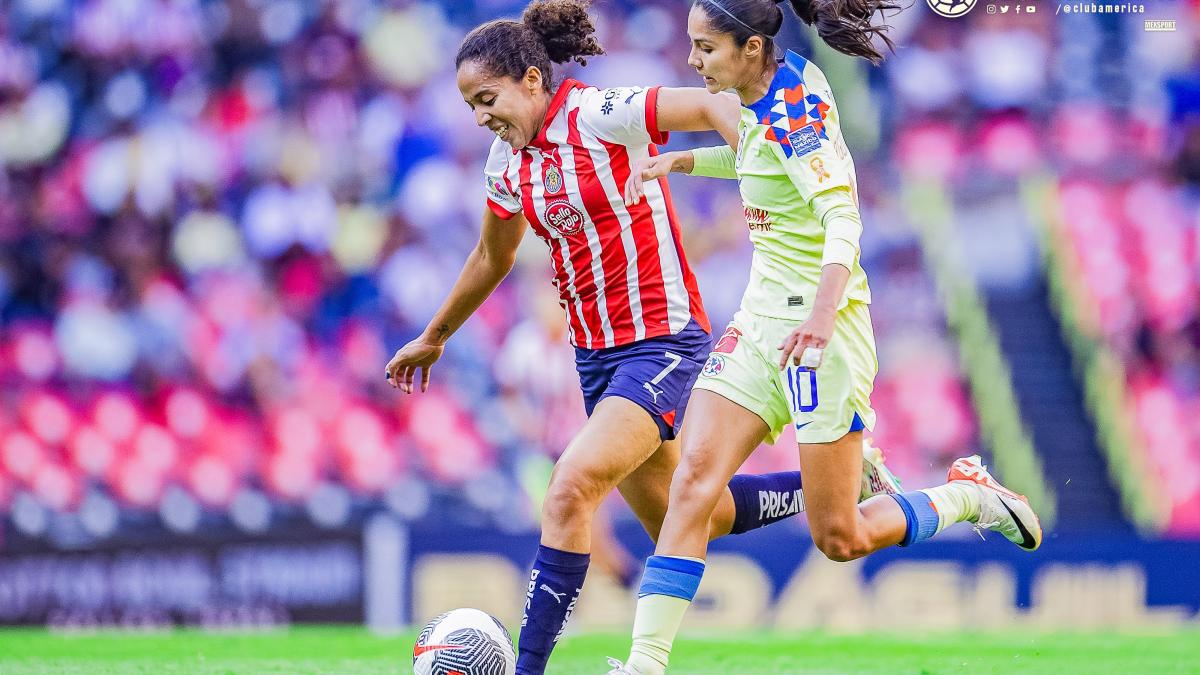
[787,124,823,158]
[544,164,563,194]
[745,206,772,232]
[544,200,585,235]
[701,354,725,377]
[486,176,512,200]
[714,326,742,354]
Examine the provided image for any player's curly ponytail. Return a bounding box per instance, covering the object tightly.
[523,0,605,66]
[456,0,604,92]
[694,0,898,65]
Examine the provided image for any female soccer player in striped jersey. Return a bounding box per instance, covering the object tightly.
[383,2,899,674]
[608,1,1045,673]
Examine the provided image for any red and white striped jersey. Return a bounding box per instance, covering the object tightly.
[484,79,709,350]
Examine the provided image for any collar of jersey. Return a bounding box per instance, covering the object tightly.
[527,78,586,153]
[742,50,809,121]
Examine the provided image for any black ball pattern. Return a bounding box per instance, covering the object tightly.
[423,628,509,675]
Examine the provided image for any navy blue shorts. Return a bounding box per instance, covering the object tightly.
[574,319,713,441]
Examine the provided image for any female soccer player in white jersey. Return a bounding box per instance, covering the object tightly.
[383,2,899,674]
[607,1,1045,673]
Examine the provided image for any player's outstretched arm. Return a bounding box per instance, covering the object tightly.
[622,87,741,206]
[653,87,741,147]
[385,209,527,393]
[624,145,737,206]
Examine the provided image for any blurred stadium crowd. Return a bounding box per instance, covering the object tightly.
[0,0,1196,545]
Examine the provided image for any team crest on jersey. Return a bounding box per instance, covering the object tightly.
[701,355,725,377]
[544,200,585,235]
[544,164,564,194]
[714,326,742,354]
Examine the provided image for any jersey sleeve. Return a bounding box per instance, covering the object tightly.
[770,123,854,204]
[577,86,669,146]
[483,138,521,220]
[689,145,738,179]
[769,125,863,270]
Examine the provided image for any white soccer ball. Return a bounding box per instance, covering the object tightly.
[413,608,516,675]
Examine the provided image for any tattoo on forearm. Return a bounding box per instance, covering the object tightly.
[435,324,450,341]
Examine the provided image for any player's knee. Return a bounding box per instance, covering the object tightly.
[541,469,604,530]
[668,459,725,514]
[812,527,867,563]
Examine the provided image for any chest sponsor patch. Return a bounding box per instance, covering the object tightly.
[744,206,771,232]
[786,124,823,158]
[544,200,586,236]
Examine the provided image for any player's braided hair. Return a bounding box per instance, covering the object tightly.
[455,0,605,91]
[695,0,899,65]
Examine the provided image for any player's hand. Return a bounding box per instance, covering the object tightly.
[384,338,444,394]
[624,151,688,206]
[777,309,836,371]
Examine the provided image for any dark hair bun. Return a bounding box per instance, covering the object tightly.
[522,0,605,65]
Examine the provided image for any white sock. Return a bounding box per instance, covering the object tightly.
[625,556,705,674]
[920,482,982,531]
[626,594,691,675]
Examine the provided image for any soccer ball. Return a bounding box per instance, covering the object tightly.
[413,608,516,675]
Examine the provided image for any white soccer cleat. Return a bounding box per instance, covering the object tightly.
[860,437,902,501]
[605,657,644,674]
[947,455,1043,551]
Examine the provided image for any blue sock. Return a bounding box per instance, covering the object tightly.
[726,471,804,534]
[515,545,589,675]
[891,491,940,546]
[637,555,706,600]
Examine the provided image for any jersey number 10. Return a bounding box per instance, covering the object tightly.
[786,367,819,414]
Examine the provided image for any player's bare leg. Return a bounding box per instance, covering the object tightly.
[616,436,742,545]
[798,430,907,561]
[540,396,663,553]
[802,437,1042,561]
[650,390,770,558]
[589,506,637,586]
[618,391,769,675]
[519,397,662,675]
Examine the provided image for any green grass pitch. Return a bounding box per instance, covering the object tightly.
[0,626,1197,674]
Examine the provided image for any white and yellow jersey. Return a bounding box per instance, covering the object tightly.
[733,50,871,321]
